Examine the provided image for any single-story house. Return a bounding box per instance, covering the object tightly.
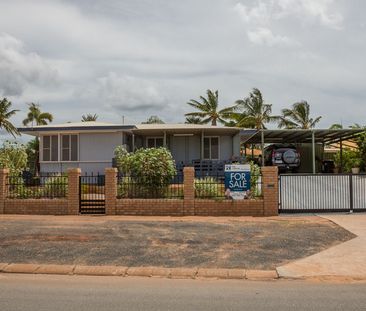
[18,122,242,174]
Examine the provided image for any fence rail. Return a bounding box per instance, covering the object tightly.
[279,173,366,213]
[6,174,68,199]
[117,173,184,199]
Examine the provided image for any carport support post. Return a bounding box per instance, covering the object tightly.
[0,168,9,214]
[67,168,81,215]
[312,131,316,174]
[340,139,343,173]
[105,168,117,215]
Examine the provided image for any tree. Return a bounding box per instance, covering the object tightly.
[185,90,235,126]
[329,123,343,129]
[230,88,275,129]
[22,103,53,126]
[0,98,19,137]
[185,116,202,124]
[81,114,98,122]
[142,115,165,124]
[277,101,321,129]
[0,141,27,175]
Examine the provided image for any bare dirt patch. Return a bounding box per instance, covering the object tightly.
[0,216,355,269]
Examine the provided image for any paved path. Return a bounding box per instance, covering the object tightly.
[1,274,366,311]
[277,213,366,279]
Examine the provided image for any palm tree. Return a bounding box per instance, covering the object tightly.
[230,88,275,129]
[185,116,202,124]
[278,101,321,129]
[185,90,235,126]
[0,98,19,137]
[22,103,53,126]
[329,123,343,129]
[81,114,98,122]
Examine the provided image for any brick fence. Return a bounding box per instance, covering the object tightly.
[0,166,279,217]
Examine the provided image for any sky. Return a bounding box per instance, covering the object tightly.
[0,0,365,138]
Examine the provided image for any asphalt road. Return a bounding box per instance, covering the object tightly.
[1,274,365,311]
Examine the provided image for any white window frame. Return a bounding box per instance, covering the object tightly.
[146,136,164,148]
[61,134,79,162]
[40,133,79,163]
[40,135,59,162]
[203,136,220,160]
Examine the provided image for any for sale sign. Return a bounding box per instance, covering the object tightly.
[224,164,251,200]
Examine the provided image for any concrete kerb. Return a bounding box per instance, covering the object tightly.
[0,263,279,280]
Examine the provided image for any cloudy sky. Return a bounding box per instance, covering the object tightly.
[0,0,365,134]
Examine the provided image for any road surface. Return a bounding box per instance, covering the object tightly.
[0,274,365,310]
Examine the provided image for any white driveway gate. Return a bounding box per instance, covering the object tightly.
[279,174,366,213]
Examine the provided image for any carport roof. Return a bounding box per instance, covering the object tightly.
[240,128,365,144]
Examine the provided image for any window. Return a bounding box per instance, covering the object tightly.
[147,137,164,148]
[203,137,219,159]
[61,134,78,161]
[42,135,58,161]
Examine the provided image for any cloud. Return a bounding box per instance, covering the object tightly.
[0,33,58,96]
[235,0,343,46]
[247,27,296,47]
[277,0,343,29]
[78,72,167,113]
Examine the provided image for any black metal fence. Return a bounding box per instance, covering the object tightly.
[279,173,366,213]
[194,171,262,199]
[117,173,184,199]
[7,173,68,199]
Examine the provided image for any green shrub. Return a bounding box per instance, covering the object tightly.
[114,146,177,196]
[194,177,224,198]
[0,141,27,175]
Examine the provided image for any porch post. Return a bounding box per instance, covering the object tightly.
[132,134,135,152]
[312,131,316,174]
[163,131,167,147]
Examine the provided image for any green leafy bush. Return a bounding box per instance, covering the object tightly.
[334,149,363,173]
[114,146,177,197]
[0,141,27,175]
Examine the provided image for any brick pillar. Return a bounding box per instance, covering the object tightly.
[183,166,195,216]
[261,166,279,216]
[105,168,117,215]
[67,168,81,215]
[0,168,9,214]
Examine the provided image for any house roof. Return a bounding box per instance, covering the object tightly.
[18,121,135,135]
[240,129,365,144]
[132,123,240,135]
[18,122,241,136]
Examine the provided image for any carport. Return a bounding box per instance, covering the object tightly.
[240,129,364,173]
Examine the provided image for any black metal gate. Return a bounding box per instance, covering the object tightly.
[79,174,105,214]
[279,173,366,213]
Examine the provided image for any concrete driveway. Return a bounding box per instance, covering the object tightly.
[277,213,366,279]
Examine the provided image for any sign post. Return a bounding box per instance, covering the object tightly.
[224,164,251,200]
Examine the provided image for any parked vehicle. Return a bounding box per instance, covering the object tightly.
[264,144,300,172]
